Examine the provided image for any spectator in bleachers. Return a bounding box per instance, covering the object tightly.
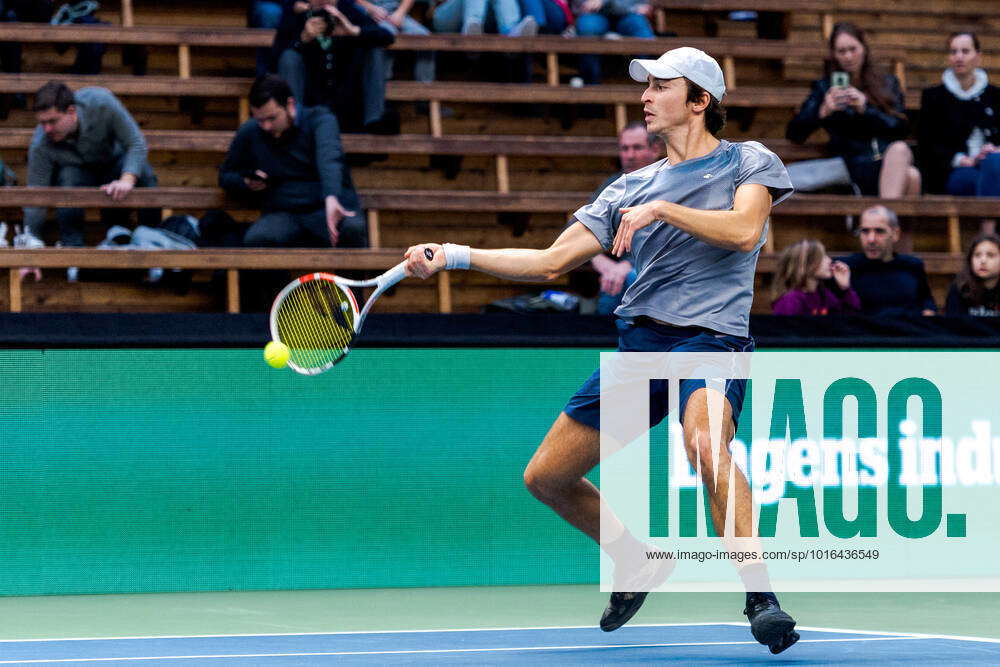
[586,122,662,313]
[250,1,293,76]
[295,1,396,132]
[219,75,366,248]
[918,32,1000,199]
[771,239,860,315]
[787,22,920,198]
[23,81,159,259]
[945,233,1000,317]
[432,0,538,37]
[518,0,570,35]
[354,0,436,87]
[572,0,654,85]
[839,205,936,316]
[272,1,396,133]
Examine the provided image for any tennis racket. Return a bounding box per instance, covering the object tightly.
[269,248,433,375]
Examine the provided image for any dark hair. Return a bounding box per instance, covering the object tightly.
[621,120,665,149]
[826,22,902,118]
[249,74,293,109]
[684,80,726,136]
[955,233,1000,305]
[33,80,75,112]
[948,31,981,52]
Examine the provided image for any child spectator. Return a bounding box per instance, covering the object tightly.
[918,32,1000,197]
[945,234,1000,317]
[787,22,920,198]
[772,239,861,315]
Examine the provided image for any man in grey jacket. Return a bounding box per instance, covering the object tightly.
[23,81,159,251]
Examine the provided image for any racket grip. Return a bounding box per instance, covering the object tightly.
[424,247,434,260]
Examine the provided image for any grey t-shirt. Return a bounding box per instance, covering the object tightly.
[572,140,792,337]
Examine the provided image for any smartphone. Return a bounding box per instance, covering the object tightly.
[831,71,850,89]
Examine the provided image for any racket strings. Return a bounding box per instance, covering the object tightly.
[275,279,356,371]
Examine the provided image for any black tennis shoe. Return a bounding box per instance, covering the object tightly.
[599,552,675,632]
[744,593,800,654]
[600,591,648,632]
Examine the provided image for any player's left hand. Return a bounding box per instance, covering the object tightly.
[614,200,666,257]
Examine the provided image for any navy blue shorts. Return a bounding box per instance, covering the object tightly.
[564,317,754,431]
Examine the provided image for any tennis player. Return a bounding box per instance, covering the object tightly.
[405,47,799,654]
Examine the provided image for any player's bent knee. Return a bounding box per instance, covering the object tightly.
[683,429,720,474]
[523,459,574,504]
[523,463,556,502]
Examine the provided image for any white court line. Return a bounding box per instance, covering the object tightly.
[0,636,929,664]
[0,622,729,644]
[717,622,1000,644]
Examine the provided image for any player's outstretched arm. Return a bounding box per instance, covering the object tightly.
[613,183,773,256]
[405,221,603,282]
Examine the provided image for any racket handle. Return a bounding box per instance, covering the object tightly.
[424,247,434,260]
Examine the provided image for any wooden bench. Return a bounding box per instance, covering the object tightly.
[0,246,443,314]
[0,23,907,92]
[0,129,831,192]
[0,73,922,134]
[2,186,994,256]
[0,245,963,314]
[358,190,996,255]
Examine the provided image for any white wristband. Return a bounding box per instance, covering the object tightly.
[442,243,471,270]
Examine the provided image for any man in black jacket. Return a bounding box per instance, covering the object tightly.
[271,0,395,133]
[839,206,937,317]
[219,75,366,248]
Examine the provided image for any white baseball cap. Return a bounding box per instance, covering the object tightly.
[629,47,726,102]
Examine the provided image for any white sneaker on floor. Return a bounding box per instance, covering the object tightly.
[13,226,44,249]
[509,16,537,37]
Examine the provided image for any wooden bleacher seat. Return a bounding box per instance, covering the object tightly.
[0,73,921,135]
[0,244,963,315]
[2,186,994,257]
[0,0,984,315]
[0,128,831,173]
[0,247,422,314]
[0,23,899,86]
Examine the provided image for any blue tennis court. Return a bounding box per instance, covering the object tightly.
[2,623,998,665]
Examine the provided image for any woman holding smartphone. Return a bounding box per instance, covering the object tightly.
[786,22,920,198]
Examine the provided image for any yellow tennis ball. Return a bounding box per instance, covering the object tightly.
[264,341,290,369]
